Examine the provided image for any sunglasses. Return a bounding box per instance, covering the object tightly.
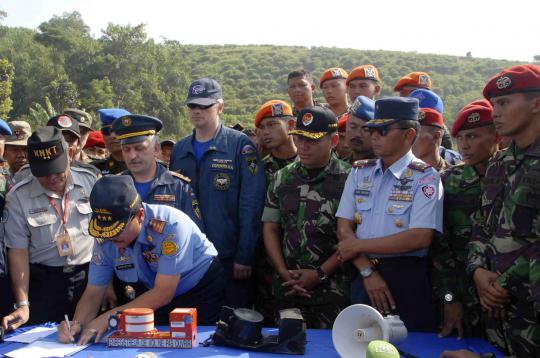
[187,103,215,110]
[101,126,112,136]
[368,127,408,137]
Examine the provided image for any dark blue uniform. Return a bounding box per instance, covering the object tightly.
[170,124,266,307]
[122,163,204,231]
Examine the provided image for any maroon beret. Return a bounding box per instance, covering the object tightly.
[451,104,493,137]
[483,64,540,100]
[418,108,444,128]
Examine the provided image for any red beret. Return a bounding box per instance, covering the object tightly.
[84,130,105,148]
[346,65,380,85]
[254,100,293,128]
[467,99,492,109]
[483,64,540,100]
[393,72,432,92]
[338,113,349,132]
[451,103,493,137]
[418,108,444,128]
[320,67,348,88]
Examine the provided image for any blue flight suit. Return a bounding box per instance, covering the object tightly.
[170,123,266,307]
[89,203,223,324]
[122,163,204,231]
[336,150,443,331]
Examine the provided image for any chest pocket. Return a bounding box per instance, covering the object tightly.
[76,201,92,235]
[385,202,413,231]
[509,171,540,236]
[27,212,57,247]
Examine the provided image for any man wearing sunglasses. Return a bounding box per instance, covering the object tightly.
[91,108,130,175]
[57,175,222,345]
[336,97,443,332]
[170,78,266,309]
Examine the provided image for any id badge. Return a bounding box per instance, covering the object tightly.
[56,233,73,257]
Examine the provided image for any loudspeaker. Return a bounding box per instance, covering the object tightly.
[332,304,407,358]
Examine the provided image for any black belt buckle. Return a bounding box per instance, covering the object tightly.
[63,264,75,274]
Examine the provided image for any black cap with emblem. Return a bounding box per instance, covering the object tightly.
[289,106,338,140]
[47,114,81,138]
[89,175,142,240]
[111,114,163,145]
[27,126,69,177]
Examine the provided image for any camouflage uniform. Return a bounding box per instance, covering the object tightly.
[468,141,540,357]
[431,163,483,336]
[261,154,351,328]
[91,155,126,175]
[255,152,297,325]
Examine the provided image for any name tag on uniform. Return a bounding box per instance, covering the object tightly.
[116,263,135,270]
[153,194,175,202]
[354,189,370,196]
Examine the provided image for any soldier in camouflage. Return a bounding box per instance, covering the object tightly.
[412,108,452,172]
[467,64,540,357]
[91,108,130,175]
[431,100,499,339]
[262,106,351,329]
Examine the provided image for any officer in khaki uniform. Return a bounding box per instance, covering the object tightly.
[1,127,97,330]
[3,121,32,190]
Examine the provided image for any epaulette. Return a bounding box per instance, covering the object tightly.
[408,161,431,172]
[9,174,33,192]
[353,159,377,169]
[170,170,191,183]
[72,162,100,178]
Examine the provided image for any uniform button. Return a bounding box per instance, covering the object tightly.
[394,219,403,228]
[354,212,362,225]
[387,207,393,213]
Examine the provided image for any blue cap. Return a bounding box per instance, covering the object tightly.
[349,96,375,121]
[0,118,12,136]
[409,89,444,114]
[185,78,223,106]
[112,114,163,145]
[97,108,131,127]
[364,97,419,128]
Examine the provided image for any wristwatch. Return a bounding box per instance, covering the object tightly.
[316,267,328,283]
[443,292,455,304]
[13,300,30,310]
[360,266,375,278]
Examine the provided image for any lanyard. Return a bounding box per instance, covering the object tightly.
[48,193,69,230]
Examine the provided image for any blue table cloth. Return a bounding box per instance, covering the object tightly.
[0,324,503,357]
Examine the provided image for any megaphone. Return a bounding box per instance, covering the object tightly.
[332,304,407,358]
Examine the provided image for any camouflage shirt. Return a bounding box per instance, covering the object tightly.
[91,155,126,175]
[262,153,297,185]
[262,154,351,305]
[468,140,540,356]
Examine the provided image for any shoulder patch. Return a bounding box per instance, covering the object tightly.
[408,161,431,172]
[170,171,191,183]
[353,159,377,169]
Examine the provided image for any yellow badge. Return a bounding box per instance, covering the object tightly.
[387,207,394,214]
[356,197,364,203]
[161,240,178,256]
[404,169,413,178]
[354,212,362,225]
[149,219,167,233]
[394,219,403,228]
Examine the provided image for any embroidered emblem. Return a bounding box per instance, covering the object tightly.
[422,185,436,199]
[213,173,231,191]
[302,113,313,126]
[467,112,480,123]
[149,219,166,233]
[495,76,512,90]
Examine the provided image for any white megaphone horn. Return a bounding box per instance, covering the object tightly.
[332,304,407,358]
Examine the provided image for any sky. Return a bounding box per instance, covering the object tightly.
[1,0,538,62]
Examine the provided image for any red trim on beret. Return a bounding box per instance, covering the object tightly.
[483,64,540,100]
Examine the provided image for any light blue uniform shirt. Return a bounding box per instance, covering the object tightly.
[89,203,217,296]
[336,150,443,257]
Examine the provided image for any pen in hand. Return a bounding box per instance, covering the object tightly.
[64,314,74,343]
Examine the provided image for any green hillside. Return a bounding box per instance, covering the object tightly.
[0,12,534,138]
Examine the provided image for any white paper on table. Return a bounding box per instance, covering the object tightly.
[5,340,89,358]
[4,327,57,343]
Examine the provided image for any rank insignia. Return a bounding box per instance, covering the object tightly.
[404,169,413,178]
[153,194,175,202]
[192,199,202,220]
[149,219,167,233]
[356,197,364,203]
[161,239,178,256]
[354,212,362,225]
[246,157,258,175]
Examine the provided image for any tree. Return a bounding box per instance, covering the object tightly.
[28,96,56,128]
[0,58,14,118]
[44,75,80,111]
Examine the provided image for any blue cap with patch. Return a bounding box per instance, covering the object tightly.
[97,108,131,127]
[0,118,12,136]
[185,78,223,106]
[349,96,375,121]
[409,88,444,114]
[364,97,419,128]
[112,114,163,145]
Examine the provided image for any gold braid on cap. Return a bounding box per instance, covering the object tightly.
[116,130,156,140]
[129,194,140,208]
[89,219,126,239]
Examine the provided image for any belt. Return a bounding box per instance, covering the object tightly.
[29,262,89,274]
[370,256,427,266]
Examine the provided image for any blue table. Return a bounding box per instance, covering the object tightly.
[0,325,503,357]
